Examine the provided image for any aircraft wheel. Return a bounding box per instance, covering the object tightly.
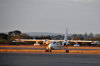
[66,50,69,53]
[45,50,52,52]
[45,50,49,52]
[48,50,52,52]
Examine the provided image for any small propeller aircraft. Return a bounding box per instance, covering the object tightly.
[45,28,69,53]
[45,40,69,53]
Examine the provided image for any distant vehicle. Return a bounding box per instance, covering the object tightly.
[74,43,80,47]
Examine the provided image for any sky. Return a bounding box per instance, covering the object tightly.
[0,0,100,34]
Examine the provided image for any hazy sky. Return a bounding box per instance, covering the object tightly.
[0,0,100,34]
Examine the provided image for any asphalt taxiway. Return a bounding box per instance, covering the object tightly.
[0,53,100,66]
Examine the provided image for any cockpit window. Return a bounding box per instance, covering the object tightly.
[59,41,62,45]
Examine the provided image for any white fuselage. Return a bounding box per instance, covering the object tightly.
[46,41,65,50]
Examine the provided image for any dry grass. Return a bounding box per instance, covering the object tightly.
[68,47,100,49]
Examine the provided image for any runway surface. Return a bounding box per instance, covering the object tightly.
[0,53,100,66]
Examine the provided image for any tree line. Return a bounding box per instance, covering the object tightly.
[68,33,100,41]
[0,30,100,45]
[0,30,32,44]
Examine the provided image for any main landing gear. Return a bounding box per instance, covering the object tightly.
[66,50,69,53]
[45,50,52,52]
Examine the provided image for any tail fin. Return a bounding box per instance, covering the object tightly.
[64,28,68,40]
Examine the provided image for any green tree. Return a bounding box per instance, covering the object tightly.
[0,33,8,40]
[0,33,8,44]
[88,33,94,41]
[84,32,88,40]
[8,30,22,41]
[94,34,100,41]
[21,33,33,39]
[8,30,21,37]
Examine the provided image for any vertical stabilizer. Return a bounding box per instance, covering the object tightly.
[64,28,68,40]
